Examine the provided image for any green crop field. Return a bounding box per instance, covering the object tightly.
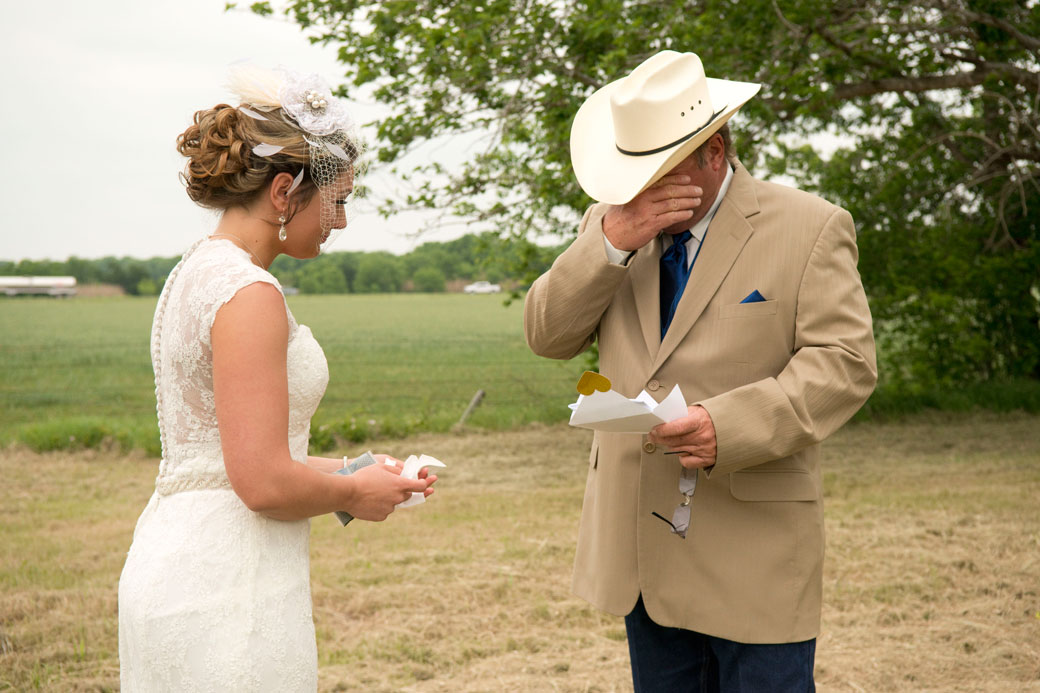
[0,294,584,453]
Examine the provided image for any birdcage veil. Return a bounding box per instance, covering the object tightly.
[227,64,364,253]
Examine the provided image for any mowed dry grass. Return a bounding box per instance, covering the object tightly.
[1,414,1038,692]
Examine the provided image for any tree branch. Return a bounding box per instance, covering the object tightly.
[811,22,899,74]
[960,9,1040,52]
[832,63,1039,99]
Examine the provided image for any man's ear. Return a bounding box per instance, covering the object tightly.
[709,133,727,171]
[268,172,295,212]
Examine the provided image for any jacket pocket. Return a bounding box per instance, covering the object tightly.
[588,440,599,470]
[729,469,816,502]
[720,299,779,319]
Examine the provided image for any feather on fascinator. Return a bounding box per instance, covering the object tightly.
[226,64,284,110]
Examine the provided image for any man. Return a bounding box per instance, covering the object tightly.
[524,50,877,691]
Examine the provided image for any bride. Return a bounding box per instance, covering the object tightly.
[117,66,437,691]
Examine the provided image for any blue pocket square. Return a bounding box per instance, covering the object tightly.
[740,290,766,304]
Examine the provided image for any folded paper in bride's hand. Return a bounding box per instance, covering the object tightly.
[391,454,446,509]
[333,452,445,526]
[568,371,688,433]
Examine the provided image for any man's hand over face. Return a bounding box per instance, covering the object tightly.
[602,174,703,252]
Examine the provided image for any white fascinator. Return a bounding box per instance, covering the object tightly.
[226,64,363,252]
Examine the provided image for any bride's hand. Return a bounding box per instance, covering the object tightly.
[370,454,438,499]
[342,464,432,521]
[416,467,438,498]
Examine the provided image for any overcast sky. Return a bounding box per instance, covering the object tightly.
[1,0,474,262]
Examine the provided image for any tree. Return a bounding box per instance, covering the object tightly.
[136,278,159,296]
[404,244,455,280]
[297,259,349,294]
[14,259,64,276]
[257,0,1039,382]
[332,251,363,292]
[65,256,99,284]
[95,257,149,295]
[412,266,447,292]
[354,252,404,293]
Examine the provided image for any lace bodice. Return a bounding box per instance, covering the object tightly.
[151,238,329,493]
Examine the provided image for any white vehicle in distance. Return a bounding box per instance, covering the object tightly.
[463,280,501,294]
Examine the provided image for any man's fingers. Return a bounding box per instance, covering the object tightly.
[648,183,703,202]
[652,174,692,188]
[652,407,712,442]
[678,453,713,470]
[652,431,711,451]
[654,417,699,438]
[655,195,701,215]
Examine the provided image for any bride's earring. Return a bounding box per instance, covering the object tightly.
[278,213,287,242]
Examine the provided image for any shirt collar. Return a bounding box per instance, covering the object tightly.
[688,163,734,243]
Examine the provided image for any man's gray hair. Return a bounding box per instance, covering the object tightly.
[693,123,733,167]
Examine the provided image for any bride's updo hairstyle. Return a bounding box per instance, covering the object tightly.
[175,65,362,251]
[177,104,317,210]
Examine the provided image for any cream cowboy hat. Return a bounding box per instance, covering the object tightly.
[570,50,761,204]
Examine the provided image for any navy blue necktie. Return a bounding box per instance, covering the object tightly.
[660,230,693,338]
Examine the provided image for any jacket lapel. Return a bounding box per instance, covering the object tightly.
[651,163,760,374]
[630,235,663,361]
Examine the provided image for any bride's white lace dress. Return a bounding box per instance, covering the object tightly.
[118,239,328,691]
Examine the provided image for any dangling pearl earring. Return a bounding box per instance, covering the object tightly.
[278,213,287,242]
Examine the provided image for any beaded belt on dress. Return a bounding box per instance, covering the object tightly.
[155,471,233,496]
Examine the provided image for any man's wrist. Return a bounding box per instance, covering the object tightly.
[601,209,637,265]
[602,234,633,265]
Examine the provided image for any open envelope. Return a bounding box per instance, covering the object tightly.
[568,384,689,433]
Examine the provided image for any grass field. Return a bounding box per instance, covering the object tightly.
[1,414,1038,691]
[2,294,1039,691]
[0,295,583,453]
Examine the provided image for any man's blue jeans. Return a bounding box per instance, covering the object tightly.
[624,595,816,692]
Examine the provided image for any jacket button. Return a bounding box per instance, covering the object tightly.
[643,441,656,453]
[647,379,660,391]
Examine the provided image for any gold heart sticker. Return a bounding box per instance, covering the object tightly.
[576,371,612,396]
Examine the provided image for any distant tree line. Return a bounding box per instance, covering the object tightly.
[0,232,565,296]
[0,256,178,296]
[269,231,562,294]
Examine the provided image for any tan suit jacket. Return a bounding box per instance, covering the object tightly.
[523,161,877,644]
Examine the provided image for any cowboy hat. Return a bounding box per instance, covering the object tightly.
[570,50,761,204]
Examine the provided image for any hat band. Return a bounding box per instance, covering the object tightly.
[615,106,726,157]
